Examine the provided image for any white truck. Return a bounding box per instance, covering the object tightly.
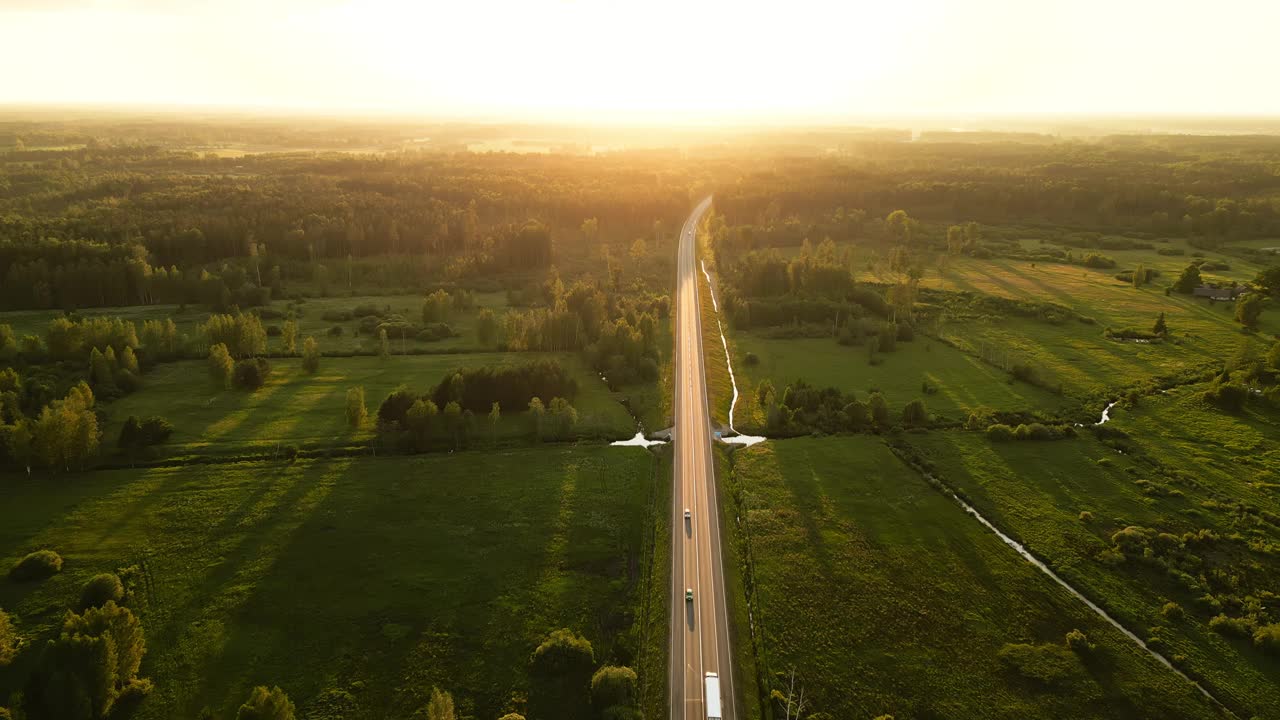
[704,672,722,720]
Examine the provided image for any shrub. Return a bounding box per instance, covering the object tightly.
[301,337,320,373]
[997,642,1083,685]
[743,352,759,366]
[416,323,456,342]
[79,573,124,610]
[1202,381,1248,411]
[236,685,295,720]
[1082,253,1116,268]
[985,423,1015,441]
[1161,602,1184,620]
[233,358,271,390]
[1208,614,1254,637]
[9,550,63,581]
[327,325,344,337]
[321,309,355,322]
[1064,629,1092,653]
[1254,624,1280,655]
[901,398,928,427]
[1078,511,1093,522]
[591,665,638,710]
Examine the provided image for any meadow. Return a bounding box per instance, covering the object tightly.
[0,446,664,720]
[720,436,1222,720]
[904,392,1280,719]
[0,291,511,356]
[100,352,636,461]
[728,333,1075,427]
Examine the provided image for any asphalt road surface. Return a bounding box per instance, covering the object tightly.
[669,197,736,720]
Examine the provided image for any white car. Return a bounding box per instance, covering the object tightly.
[684,508,691,520]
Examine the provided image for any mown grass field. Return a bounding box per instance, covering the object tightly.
[723,436,1222,720]
[729,333,1074,427]
[100,353,636,459]
[0,446,662,720]
[905,397,1280,718]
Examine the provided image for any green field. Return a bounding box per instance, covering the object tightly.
[99,353,636,459]
[905,401,1280,718]
[730,333,1074,427]
[0,446,663,719]
[722,436,1222,719]
[0,291,510,356]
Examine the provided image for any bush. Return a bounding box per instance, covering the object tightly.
[591,666,638,710]
[1082,253,1117,269]
[985,423,1015,441]
[327,325,344,337]
[79,573,124,610]
[1202,381,1248,411]
[430,360,577,414]
[1208,614,1254,637]
[233,358,271,390]
[1254,623,1280,655]
[321,309,354,322]
[1064,629,1092,653]
[997,642,1083,685]
[1078,511,1093,522]
[9,550,63,581]
[743,352,759,366]
[416,322,456,342]
[236,685,295,720]
[1161,602,1184,620]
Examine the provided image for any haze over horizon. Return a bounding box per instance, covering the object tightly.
[3,0,1280,122]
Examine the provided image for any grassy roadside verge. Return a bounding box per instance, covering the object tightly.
[697,251,734,428]
[638,445,673,718]
[715,444,766,720]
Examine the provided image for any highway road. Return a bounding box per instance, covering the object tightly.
[669,197,736,720]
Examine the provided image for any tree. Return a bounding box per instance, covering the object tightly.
[282,319,298,355]
[378,328,390,360]
[476,308,498,347]
[529,629,594,720]
[1268,341,1280,369]
[33,383,99,472]
[901,398,928,427]
[1235,292,1264,330]
[236,686,294,720]
[946,225,964,255]
[119,346,140,376]
[629,238,648,265]
[346,387,367,427]
[1255,264,1280,297]
[1152,312,1168,338]
[443,401,465,449]
[78,574,124,611]
[405,399,438,451]
[547,397,578,440]
[24,601,149,720]
[868,392,890,426]
[301,336,320,373]
[489,401,501,445]
[425,687,455,720]
[1132,263,1146,288]
[1172,262,1202,293]
[529,396,546,441]
[209,343,234,389]
[591,666,638,712]
[885,210,915,245]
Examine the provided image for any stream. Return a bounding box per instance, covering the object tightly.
[937,478,1234,715]
[702,260,766,447]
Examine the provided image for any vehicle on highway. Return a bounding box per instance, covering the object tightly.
[705,672,722,720]
[686,588,694,602]
[684,508,691,519]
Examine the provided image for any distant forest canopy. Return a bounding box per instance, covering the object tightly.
[2,115,1280,310]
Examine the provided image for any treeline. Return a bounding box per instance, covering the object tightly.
[0,144,695,309]
[754,378,930,435]
[711,137,1280,239]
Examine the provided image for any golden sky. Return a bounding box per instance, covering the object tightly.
[2,0,1278,121]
